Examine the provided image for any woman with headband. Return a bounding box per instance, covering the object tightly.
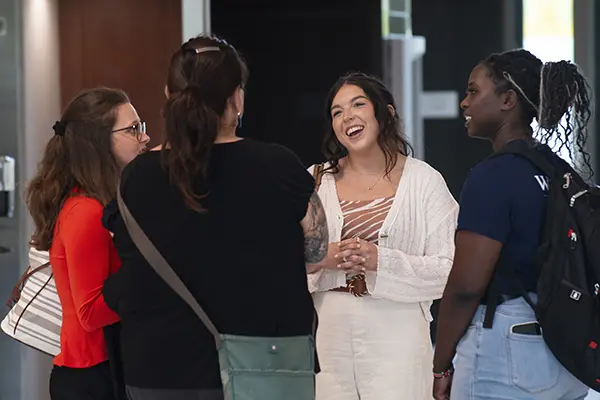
[433,49,592,400]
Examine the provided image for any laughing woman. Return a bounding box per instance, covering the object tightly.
[307,72,459,400]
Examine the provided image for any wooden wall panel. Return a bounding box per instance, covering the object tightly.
[59,0,182,146]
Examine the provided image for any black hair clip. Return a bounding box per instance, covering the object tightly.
[52,121,67,136]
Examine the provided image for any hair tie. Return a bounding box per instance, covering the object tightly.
[52,121,67,136]
[502,71,539,113]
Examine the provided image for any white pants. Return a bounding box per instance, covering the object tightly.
[314,291,434,400]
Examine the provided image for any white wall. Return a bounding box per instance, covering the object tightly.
[182,0,210,42]
[19,0,61,399]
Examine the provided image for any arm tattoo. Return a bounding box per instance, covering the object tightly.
[304,192,328,264]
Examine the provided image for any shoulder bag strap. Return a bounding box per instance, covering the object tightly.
[313,163,325,191]
[116,183,222,348]
[7,262,50,308]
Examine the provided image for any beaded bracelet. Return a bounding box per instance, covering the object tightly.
[433,367,454,379]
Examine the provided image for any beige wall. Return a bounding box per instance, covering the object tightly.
[19,1,60,399]
[15,1,209,398]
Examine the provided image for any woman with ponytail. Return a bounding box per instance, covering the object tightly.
[432,49,593,399]
[102,35,327,400]
[25,87,149,400]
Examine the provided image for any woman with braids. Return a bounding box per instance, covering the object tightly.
[25,87,149,400]
[101,35,327,400]
[433,49,593,400]
[307,73,458,399]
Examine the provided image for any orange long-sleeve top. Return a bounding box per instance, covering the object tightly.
[49,194,121,368]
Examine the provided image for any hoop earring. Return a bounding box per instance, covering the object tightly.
[237,112,243,128]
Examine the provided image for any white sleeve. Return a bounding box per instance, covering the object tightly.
[367,170,458,303]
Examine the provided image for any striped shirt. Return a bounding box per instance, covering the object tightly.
[340,196,394,245]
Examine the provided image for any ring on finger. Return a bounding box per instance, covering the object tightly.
[343,256,348,262]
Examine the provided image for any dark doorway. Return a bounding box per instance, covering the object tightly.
[211,1,383,166]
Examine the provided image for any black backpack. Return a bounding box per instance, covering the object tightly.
[485,139,600,390]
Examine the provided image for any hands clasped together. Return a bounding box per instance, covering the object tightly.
[324,237,378,274]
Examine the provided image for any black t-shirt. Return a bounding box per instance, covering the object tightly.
[102,139,316,389]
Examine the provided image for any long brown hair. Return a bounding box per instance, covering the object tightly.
[25,87,130,250]
[162,34,248,212]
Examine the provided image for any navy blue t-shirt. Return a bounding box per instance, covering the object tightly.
[457,149,551,295]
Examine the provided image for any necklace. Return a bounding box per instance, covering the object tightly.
[366,171,385,190]
[347,160,386,191]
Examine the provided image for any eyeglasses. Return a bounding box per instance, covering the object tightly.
[112,121,147,142]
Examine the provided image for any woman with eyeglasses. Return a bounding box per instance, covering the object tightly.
[25,87,150,400]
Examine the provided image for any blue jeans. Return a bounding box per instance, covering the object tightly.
[451,295,589,399]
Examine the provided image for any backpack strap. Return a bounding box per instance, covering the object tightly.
[482,140,550,329]
[482,272,501,329]
[313,163,325,191]
[483,264,536,329]
[490,140,559,178]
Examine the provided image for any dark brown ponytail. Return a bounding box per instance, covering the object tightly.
[162,35,248,212]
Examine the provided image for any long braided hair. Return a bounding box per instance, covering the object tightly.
[481,49,593,177]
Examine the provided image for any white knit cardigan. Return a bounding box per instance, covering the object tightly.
[308,157,459,320]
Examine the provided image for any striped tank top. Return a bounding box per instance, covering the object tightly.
[340,196,394,245]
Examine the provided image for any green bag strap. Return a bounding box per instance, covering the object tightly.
[313,163,325,191]
[117,182,222,348]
